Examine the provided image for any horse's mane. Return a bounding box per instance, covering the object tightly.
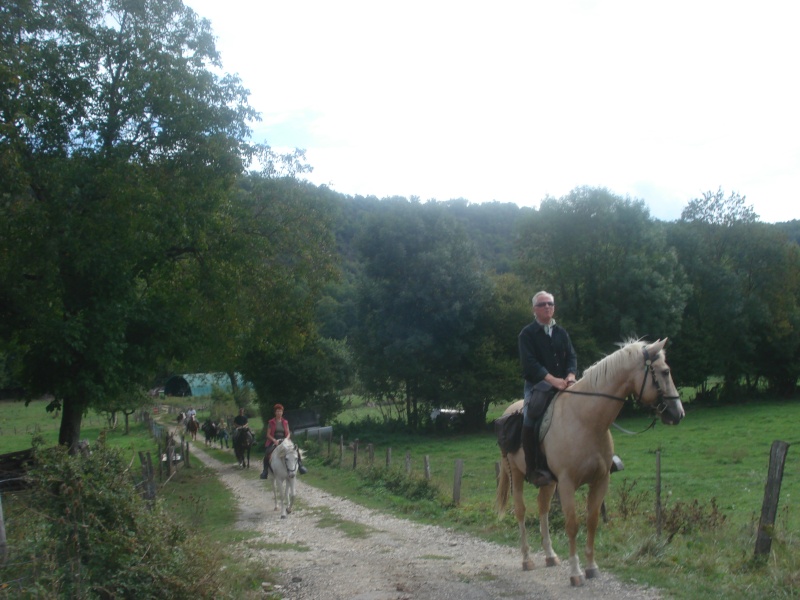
[580,339,658,388]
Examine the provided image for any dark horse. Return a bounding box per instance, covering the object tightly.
[201,420,217,446]
[232,426,254,468]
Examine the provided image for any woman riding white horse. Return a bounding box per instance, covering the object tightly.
[260,403,307,479]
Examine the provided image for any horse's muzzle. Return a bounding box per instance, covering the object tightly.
[658,397,685,425]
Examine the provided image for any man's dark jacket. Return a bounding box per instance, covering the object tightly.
[518,320,577,385]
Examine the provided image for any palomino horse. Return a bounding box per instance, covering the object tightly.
[496,339,684,587]
[269,439,301,518]
[233,426,255,469]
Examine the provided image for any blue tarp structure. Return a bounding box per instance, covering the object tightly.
[163,373,247,397]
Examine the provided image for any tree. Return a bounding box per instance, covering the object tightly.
[0,0,255,451]
[680,188,758,226]
[352,199,504,430]
[669,216,800,397]
[245,335,353,426]
[516,187,689,362]
[175,174,338,401]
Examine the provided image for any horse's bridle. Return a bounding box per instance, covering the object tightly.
[559,346,682,431]
[638,346,681,416]
[276,443,298,476]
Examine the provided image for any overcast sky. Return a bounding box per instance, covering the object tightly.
[185,0,799,223]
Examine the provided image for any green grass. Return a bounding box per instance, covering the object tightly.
[296,398,800,600]
[3,396,799,599]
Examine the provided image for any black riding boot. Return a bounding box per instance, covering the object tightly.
[522,424,553,487]
[260,453,269,479]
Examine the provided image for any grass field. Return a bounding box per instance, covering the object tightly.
[2,396,798,599]
[298,398,800,600]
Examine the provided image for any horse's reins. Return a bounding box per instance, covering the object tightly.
[559,346,682,435]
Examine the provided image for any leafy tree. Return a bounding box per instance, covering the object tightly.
[680,187,758,226]
[352,199,504,430]
[451,272,530,429]
[669,209,800,397]
[176,174,338,401]
[245,335,353,426]
[0,0,256,450]
[516,187,689,362]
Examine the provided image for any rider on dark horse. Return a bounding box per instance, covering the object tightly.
[260,403,307,479]
[232,406,250,442]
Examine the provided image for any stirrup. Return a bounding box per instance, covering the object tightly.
[611,454,625,473]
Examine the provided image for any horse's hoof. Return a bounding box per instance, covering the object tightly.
[585,568,599,579]
[522,560,535,571]
[280,515,287,519]
[570,575,585,587]
[545,557,560,567]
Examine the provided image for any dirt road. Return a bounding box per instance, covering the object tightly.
[188,440,662,600]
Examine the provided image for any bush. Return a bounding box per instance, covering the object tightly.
[0,434,224,599]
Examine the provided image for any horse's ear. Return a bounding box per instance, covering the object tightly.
[646,338,667,356]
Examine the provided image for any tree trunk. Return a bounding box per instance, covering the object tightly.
[227,370,239,397]
[123,409,136,434]
[58,396,85,454]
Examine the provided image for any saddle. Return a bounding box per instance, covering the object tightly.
[494,410,523,455]
[495,384,558,455]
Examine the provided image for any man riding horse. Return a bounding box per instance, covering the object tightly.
[519,290,623,486]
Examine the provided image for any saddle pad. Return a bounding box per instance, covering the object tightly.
[539,395,557,442]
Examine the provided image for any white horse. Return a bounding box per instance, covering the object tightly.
[270,439,301,518]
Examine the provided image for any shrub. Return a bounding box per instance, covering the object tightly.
[0,434,223,599]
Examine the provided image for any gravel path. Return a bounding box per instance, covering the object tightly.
[187,438,663,600]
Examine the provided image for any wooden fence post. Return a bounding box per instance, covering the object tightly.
[184,440,191,468]
[386,447,392,469]
[352,440,359,470]
[0,493,7,565]
[755,440,790,556]
[368,443,374,465]
[655,449,662,537]
[139,451,156,503]
[339,435,344,467]
[405,451,411,474]
[424,456,431,480]
[453,459,464,505]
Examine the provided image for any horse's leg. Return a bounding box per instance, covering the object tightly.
[509,461,534,571]
[272,477,280,511]
[286,478,295,514]
[537,483,560,567]
[558,481,584,587]
[584,477,609,579]
[280,478,288,519]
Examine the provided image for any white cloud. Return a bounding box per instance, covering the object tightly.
[188,0,800,222]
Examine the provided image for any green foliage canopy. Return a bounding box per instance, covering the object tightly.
[0,0,256,449]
